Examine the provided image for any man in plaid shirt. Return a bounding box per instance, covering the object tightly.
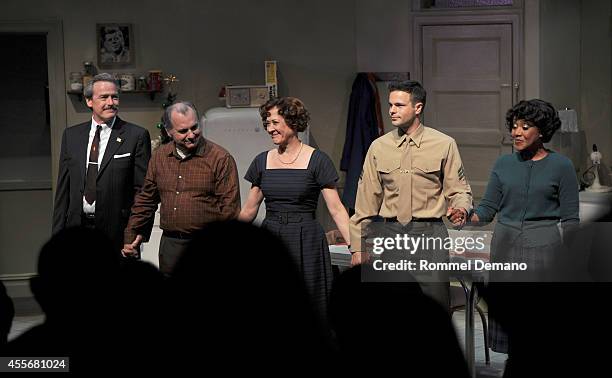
[122,101,240,276]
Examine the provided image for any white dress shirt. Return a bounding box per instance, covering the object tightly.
[83,117,116,214]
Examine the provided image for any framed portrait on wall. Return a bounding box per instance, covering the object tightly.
[97,23,133,68]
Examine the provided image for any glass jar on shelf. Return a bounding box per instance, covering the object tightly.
[82,61,95,89]
[136,76,148,91]
[69,72,83,91]
[120,73,135,91]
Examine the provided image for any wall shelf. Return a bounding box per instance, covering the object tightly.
[67,89,162,101]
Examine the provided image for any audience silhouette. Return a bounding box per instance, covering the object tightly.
[479,205,612,377]
[167,220,335,372]
[1,280,14,349]
[6,227,166,372]
[8,212,610,375]
[329,264,469,376]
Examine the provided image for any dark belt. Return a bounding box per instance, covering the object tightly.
[383,217,442,223]
[265,211,316,225]
[81,212,96,229]
[162,230,194,239]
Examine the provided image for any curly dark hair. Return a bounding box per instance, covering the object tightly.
[259,97,310,132]
[505,99,561,143]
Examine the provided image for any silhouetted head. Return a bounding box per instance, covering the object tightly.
[30,227,120,320]
[0,281,14,346]
[330,265,468,376]
[170,220,333,370]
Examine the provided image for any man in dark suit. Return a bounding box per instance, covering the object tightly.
[52,73,151,255]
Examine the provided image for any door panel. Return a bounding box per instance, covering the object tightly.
[423,24,513,198]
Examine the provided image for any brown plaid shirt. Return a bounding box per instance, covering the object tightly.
[124,138,240,242]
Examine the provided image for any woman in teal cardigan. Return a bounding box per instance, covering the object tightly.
[469,99,579,353]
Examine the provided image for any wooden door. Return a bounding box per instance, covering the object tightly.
[422,24,515,198]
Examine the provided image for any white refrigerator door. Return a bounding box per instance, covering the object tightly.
[202,107,308,225]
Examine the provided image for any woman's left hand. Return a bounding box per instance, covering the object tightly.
[351,251,363,266]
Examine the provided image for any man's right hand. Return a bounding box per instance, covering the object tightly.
[446,207,467,229]
[122,235,143,257]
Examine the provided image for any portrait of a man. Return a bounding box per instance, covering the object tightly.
[97,24,133,67]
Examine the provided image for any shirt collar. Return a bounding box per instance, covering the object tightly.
[394,124,424,148]
[91,116,116,131]
[169,137,207,159]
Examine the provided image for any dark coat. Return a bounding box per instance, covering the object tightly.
[52,117,151,252]
[340,73,381,210]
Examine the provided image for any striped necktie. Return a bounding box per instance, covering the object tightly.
[84,125,102,204]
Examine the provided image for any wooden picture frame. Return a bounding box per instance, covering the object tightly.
[97,23,134,68]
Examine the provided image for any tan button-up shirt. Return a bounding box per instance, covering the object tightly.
[349,125,472,252]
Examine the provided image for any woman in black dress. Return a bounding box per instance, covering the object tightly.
[238,97,351,323]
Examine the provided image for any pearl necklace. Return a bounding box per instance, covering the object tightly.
[277,142,303,165]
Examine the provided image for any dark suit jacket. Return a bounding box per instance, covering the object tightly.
[52,117,151,252]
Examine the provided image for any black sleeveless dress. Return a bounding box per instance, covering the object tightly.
[245,149,339,321]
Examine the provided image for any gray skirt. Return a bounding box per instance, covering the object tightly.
[487,221,563,353]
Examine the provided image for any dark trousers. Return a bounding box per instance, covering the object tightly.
[367,220,451,311]
[81,213,96,230]
[81,213,131,258]
[159,235,192,277]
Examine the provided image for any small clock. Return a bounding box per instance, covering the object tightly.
[250,86,270,106]
[228,87,250,107]
[225,85,270,108]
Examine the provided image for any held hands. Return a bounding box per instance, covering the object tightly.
[351,251,363,266]
[121,234,143,258]
[446,207,468,229]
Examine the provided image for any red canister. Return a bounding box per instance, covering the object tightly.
[148,70,162,91]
